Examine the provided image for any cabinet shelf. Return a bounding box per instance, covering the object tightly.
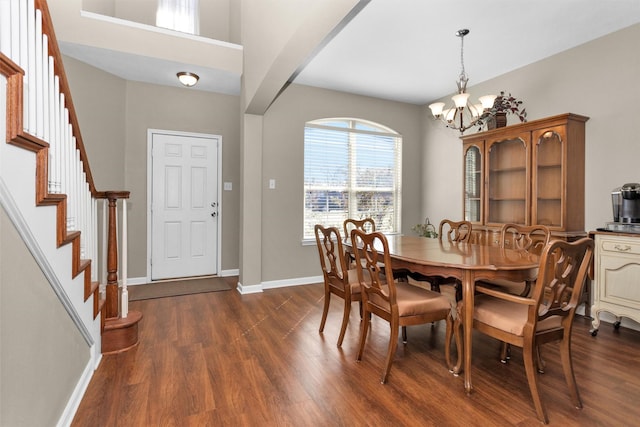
[489,166,526,173]
[489,197,526,202]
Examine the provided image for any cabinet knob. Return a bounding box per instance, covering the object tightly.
[613,244,631,252]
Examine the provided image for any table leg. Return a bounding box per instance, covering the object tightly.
[463,270,474,393]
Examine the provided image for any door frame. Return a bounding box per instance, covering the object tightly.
[146,128,223,282]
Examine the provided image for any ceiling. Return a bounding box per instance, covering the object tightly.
[61,0,640,106]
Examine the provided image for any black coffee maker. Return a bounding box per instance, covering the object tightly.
[612,183,640,223]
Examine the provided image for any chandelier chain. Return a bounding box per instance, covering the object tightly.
[459,33,466,81]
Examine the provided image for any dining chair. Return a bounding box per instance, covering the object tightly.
[350,229,456,384]
[343,217,376,238]
[344,217,408,281]
[480,223,551,362]
[439,219,472,244]
[342,218,376,267]
[452,237,594,424]
[487,223,551,297]
[409,219,472,302]
[314,224,362,347]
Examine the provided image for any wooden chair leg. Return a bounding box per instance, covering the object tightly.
[448,304,464,375]
[337,298,351,347]
[500,342,511,363]
[536,344,546,373]
[319,291,331,333]
[402,326,407,343]
[356,308,370,362]
[560,335,582,409]
[381,321,400,384]
[454,280,462,302]
[445,312,461,373]
[523,341,549,424]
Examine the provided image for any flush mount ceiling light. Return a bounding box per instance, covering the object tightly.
[428,29,497,134]
[177,72,199,87]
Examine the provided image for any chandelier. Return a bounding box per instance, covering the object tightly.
[428,29,497,134]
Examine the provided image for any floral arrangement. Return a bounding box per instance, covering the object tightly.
[490,91,527,123]
[412,218,438,238]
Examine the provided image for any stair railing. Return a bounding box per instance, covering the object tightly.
[0,0,140,352]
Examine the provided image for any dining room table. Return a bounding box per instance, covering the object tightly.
[346,234,540,393]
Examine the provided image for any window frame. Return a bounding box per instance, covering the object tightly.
[302,118,402,242]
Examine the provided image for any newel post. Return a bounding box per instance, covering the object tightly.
[100,190,141,354]
[104,191,129,319]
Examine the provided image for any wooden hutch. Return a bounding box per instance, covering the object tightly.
[460,113,589,244]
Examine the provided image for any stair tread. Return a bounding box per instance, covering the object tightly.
[103,310,143,331]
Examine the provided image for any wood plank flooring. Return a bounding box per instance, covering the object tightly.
[72,278,640,426]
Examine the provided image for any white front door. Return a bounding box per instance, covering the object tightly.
[150,131,220,280]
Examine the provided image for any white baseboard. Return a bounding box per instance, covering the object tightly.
[237,275,323,295]
[56,344,101,427]
[236,282,263,294]
[261,275,323,290]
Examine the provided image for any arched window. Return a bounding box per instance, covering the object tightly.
[303,118,402,240]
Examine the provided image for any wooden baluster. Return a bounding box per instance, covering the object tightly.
[121,199,128,318]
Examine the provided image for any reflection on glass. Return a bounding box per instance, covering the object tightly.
[488,138,526,224]
[464,146,481,222]
[535,130,562,227]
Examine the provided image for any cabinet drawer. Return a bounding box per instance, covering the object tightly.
[600,239,640,255]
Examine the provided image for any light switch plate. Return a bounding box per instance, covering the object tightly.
[224,182,232,191]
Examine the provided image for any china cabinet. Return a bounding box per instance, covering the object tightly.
[461,113,589,243]
[590,232,640,335]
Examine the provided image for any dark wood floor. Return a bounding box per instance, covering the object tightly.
[72,277,640,426]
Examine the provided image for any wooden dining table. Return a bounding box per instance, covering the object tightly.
[347,234,540,393]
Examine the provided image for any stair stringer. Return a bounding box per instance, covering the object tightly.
[0,94,101,357]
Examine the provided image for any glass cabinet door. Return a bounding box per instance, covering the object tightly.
[486,135,529,225]
[532,126,565,228]
[463,143,483,223]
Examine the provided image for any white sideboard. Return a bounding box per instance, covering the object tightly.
[591,232,640,335]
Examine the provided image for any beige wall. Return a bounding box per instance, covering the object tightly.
[62,57,241,279]
[421,23,640,235]
[63,56,126,190]
[124,81,241,278]
[261,84,423,281]
[0,208,89,426]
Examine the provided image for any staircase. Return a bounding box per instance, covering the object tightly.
[0,0,141,355]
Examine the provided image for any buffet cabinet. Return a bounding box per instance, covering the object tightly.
[461,113,589,244]
[591,232,640,334]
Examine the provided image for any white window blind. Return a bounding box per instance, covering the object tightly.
[303,118,402,240]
